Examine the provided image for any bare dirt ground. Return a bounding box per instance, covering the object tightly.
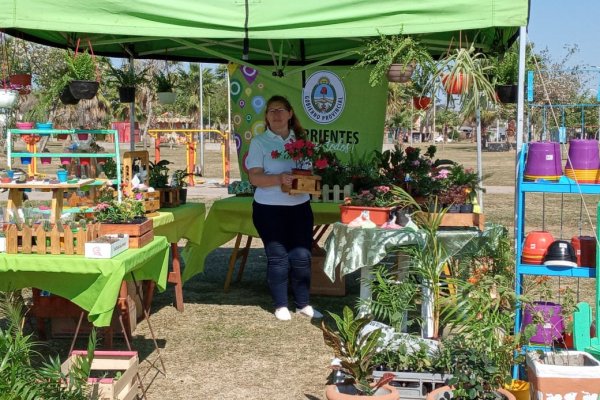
[5,138,594,400]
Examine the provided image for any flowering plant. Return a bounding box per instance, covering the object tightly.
[94,197,145,223]
[271,138,329,170]
[344,185,399,207]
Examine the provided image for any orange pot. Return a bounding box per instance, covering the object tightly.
[340,205,393,226]
[441,73,465,95]
[522,231,554,264]
[412,96,431,110]
[325,384,399,400]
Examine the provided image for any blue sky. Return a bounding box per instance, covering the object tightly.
[528,0,599,68]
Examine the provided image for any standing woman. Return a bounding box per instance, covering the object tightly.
[245,95,322,321]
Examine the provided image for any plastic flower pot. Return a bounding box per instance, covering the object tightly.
[77,133,89,140]
[40,157,52,165]
[80,157,91,166]
[97,157,108,164]
[0,177,11,183]
[20,156,32,165]
[15,122,34,130]
[6,170,14,179]
[56,169,68,183]
[57,134,69,140]
[60,157,72,165]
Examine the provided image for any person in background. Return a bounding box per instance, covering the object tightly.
[245,95,322,321]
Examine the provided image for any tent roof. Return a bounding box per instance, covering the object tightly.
[1,0,529,71]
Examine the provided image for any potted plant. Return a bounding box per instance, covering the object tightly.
[435,44,497,114]
[107,63,148,103]
[494,50,519,103]
[148,160,171,189]
[95,196,153,248]
[410,64,435,110]
[171,169,192,204]
[154,71,176,104]
[354,31,433,87]
[321,306,399,399]
[63,49,99,100]
[341,185,401,226]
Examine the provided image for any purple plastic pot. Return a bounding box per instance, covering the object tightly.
[524,142,562,180]
[565,139,600,170]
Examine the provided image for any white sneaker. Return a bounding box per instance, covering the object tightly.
[274,307,292,321]
[297,305,323,319]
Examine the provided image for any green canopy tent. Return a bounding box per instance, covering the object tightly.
[2,0,528,73]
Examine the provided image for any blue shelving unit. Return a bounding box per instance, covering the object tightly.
[513,143,599,378]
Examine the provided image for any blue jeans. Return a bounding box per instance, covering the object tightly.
[252,201,314,309]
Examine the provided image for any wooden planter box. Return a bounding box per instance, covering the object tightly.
[99,219,153,248]
[417,212,484,231]
[526,351,600,399]
[310,245,345,296]
[61,350,139,400]
[340,205,393,226]
[372,371,452,400]
[157,187,180,208]
[5,222,100,255]
[141,191,160,215]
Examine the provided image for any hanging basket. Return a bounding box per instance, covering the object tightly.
[118,86,136,103]
[387,63,415,83]
[157,91,176,104]
[0,89,19,108]
[441,73,465,95]
[60,86,80,105]
[68,80,99,100]
[9,74,32,95]
[496,84,518,103]
[412,96,432,110]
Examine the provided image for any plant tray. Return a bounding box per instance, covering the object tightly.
[61,350,139,400]
[372,371,452,400]
[340,205,393,226]
[99,219,153,248]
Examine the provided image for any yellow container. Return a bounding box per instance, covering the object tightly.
[505,379,530,400]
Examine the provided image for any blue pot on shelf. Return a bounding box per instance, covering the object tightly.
[36,122,53,136]
[20,156,32,165]
[57,169,68,183]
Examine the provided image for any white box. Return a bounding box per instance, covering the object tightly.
[0,237,5,252]
[85,234,129,259]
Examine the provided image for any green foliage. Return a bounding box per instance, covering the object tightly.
[321,306,383,395]
[106,63,148,87]
[354,30,433,87]
[357,265,419,332]
[171,169,192,189]
[494,50,519,85]
[0,291,97,399]
[94,198,145,223]
[346,151,384,192]
[373,339,449,373]
[148,160,171,188]
[101,158,117,180]
[64,49,96,81]
[313,152,351,187]
[154,71,175,92]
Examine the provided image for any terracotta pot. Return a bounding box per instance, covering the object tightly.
[426,385,515,400]
[325,384,399,400]
[340,205,393,226]
[441,73,465,95]
[387,63,415,83]
[413,96,431,110]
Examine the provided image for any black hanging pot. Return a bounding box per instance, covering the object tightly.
[119,86,136,103]
[496,84,518,103]
[59,86,80,105]
[543,240,577,267]
[68,80,99,99]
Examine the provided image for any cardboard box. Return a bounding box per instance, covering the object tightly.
[85,234,129,259]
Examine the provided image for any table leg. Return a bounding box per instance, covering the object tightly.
[6,188,23,222]
[235,236,253,282]
[168,243,184,312]
[50,188,64,224]
[224,233,244,292]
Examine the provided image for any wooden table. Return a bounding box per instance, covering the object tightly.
[0,179,94,223]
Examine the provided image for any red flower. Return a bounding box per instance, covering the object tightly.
[271,150,281,159]
[314,158,329,169]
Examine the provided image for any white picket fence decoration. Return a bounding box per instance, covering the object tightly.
[317,184,353,203]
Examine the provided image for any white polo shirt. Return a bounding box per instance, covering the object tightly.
[245,129,310,206]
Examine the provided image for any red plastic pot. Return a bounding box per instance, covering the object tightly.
[441,73,465,95]
[412,96,431,110]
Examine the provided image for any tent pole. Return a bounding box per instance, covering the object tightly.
[226,70,232,185]
[199,63,204,174]
[515,25,527,244]
[129,57,135,152]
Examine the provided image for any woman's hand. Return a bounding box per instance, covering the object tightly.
[280,172,293,187]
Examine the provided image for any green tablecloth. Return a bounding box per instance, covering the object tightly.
[0,236,170,327]
[151,202,206,269]
[323,222,506,281]
[181,196,341,282]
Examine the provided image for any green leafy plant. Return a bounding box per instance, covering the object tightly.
[154,71,175,92]
[354,30,433,87]
[321,306,394,395]
[346,151,385,192]
[63,49,96,81]
[94,197,145,223]
[171,169,192,189]
[102,158,117,179]
[148,160,171,188]
[494,50,519,85]
[106,63,148,87]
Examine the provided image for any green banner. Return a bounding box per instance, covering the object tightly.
[228,64,387,179]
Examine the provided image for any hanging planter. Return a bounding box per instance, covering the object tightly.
[40,157,52,165]
[96,157,108,164]
[60,85,80,105]
[496,84,518,103]
[80,157,91,166]
[9,74,32,95]
[157,91,176,104]
[118,86,136,103]
[441,73,465,95]
[412,96,431,110]
[387,62,415,83]
[0,89,19,108]
[68,80,99,100]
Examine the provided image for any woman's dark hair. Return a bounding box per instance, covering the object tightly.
[265,95,305,138]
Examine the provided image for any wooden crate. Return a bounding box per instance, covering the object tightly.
[419,212,485,231]
[99,219,154,248]
[290,174,321,198]
[122,151,150,193]
[61,350,139,400]
[157,187,180,208]
[310,246,345,296]
[141,191,160,215]
[5,222,100,255]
